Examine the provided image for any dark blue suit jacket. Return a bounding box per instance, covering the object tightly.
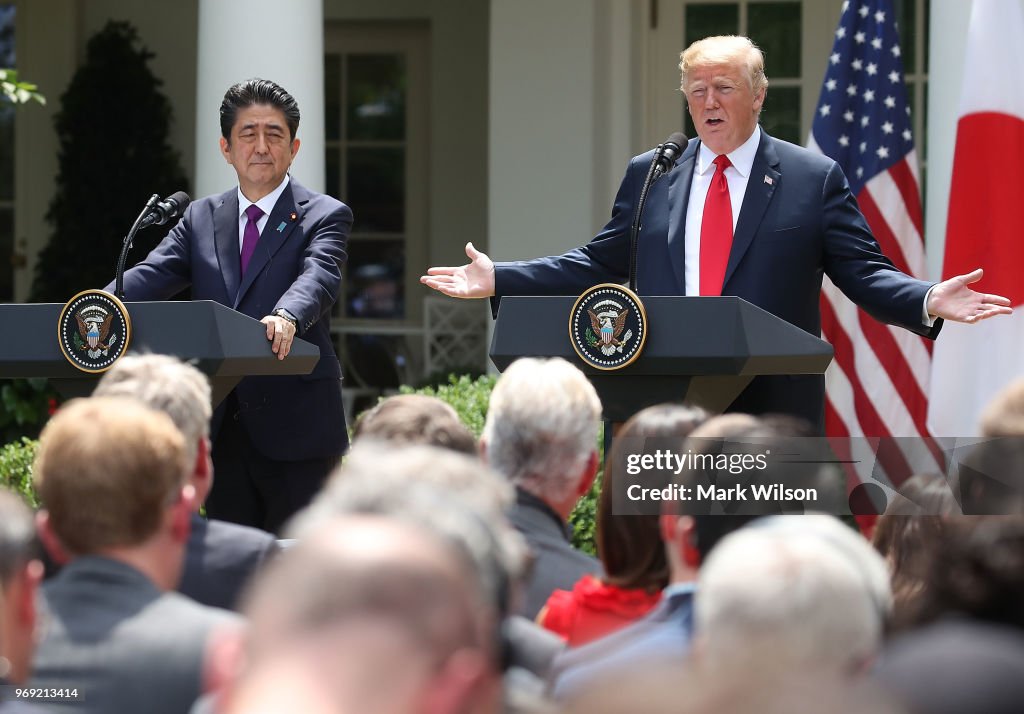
[112,178,352,460]
[496,130,940,428]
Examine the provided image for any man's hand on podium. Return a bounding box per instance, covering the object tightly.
[420,242,495,298]
[927,268,1014,324]
[262,314,296,360]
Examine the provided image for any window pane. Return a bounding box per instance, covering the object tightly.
[748,2,802,78]
[895,0,916,74]
[685,4,739,48]
[346,54,406,141]
[0,104,12,200]
[325,147,340,200]
[0,208,12,302]
[346,238,404,319]
[346,147,405,233]
[760,85,800,144]
[324,54,341,142]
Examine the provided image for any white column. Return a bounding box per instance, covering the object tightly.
[195,0,324,199]
[925,0,974,281]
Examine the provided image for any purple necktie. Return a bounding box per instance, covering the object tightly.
[240,204,264,275]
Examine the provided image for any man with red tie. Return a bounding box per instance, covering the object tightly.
[421,35,1009,431]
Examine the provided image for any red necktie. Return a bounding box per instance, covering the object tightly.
[699,154,733,296]
[240,204,264,276]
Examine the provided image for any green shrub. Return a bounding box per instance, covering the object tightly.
[401,373,600,555]
[0,437,39,507]
[0,378,59,444]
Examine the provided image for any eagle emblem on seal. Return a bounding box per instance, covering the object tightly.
[587,306,633,356]
[75,307,118,358]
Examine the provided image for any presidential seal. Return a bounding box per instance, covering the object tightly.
[569,284,648,371]
[57,290,132,373]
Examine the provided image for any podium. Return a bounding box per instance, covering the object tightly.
[490,296,833,422]
[0,301,319,405]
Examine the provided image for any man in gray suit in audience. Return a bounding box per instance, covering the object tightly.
[481,357,603,619]
[30,397,240,714]
[94,354,279,611]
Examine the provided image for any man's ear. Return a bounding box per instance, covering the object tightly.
[35,510,70,565]
[290,137,301,159]
[16,559,44,626]
[170,485,197,544]
[219,136,231,162]
[660,514,700,567]
[477,437,488,464]
[192,437,213,504]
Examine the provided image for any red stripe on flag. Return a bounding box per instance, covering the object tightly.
[888,159,924,237]
[855,313,930,435]
[857,190,913,277]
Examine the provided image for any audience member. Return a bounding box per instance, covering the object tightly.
[481,357,603,619]
[980,377,1024,437]
[548,413,790,699]
[870,472,960,628]
[0,490,44,713]
[874,518,1024,714]
[694,514,891,676]
[30,398,240,714]
[214,515,498,714]
[93,354,279,611]
[291,444,558,713]
[352,394,477,455]
[538,405,707,646]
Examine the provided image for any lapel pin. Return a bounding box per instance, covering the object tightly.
[276,221,287,232]
[290,212,298,221]
[764,175,774,185]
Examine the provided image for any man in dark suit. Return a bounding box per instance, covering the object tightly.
[93,354,279,611]
[111,78,351,532]
[422,36,1010,430]
[479,357,603,620]
[30,398,240,714]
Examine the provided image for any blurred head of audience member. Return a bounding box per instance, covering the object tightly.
[980,377,1024,437]
[92,353,213,508]
[218,515,497,714]
[481,357,601,520]
[33,397,193,586]
[538,404,707,645]
[875,517,1024,714]
[0,490,43,686]
[694,515,891,677]
[870,473,960,628]
[352,394,477,456]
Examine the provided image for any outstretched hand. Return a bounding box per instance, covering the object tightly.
[927,268,1013,324]
[420,242,496,298]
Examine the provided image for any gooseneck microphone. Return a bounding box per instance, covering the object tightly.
[114,191,190,300]
[139,191,190,227]
[629,133,688,291]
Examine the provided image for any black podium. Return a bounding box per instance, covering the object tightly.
[0,301,319,405]
[490,296,833,422]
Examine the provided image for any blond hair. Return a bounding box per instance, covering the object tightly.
[34,397,188,555]
[679,35,768,95]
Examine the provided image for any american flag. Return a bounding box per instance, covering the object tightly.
[807,0,942,494]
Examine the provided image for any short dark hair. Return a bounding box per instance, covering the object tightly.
[0,489,38,585]
[353,395,478,456]
[220,78,301,141]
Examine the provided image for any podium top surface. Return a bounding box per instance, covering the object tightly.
[0,300,319,379]
[490,295,833,376]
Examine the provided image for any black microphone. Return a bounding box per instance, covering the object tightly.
[628,132,689,291]
[653,132,688,179]
[140,191,190,227]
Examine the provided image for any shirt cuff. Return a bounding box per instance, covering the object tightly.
[922,285,937,327]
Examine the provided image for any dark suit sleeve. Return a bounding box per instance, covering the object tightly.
[104,206,196,299]
[819,160,940,339]
[493,157,643,298]
[272,200,351,335]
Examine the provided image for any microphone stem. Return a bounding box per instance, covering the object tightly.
[628,146,667,292]
[114,194,159,300]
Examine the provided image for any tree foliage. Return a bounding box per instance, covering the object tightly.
[30,21,187,302]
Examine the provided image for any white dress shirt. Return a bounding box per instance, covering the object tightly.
[236,174,291,253]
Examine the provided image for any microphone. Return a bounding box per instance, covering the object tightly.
[628,132,689,291]
[140,191,190,227]
[653,132,688,179]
